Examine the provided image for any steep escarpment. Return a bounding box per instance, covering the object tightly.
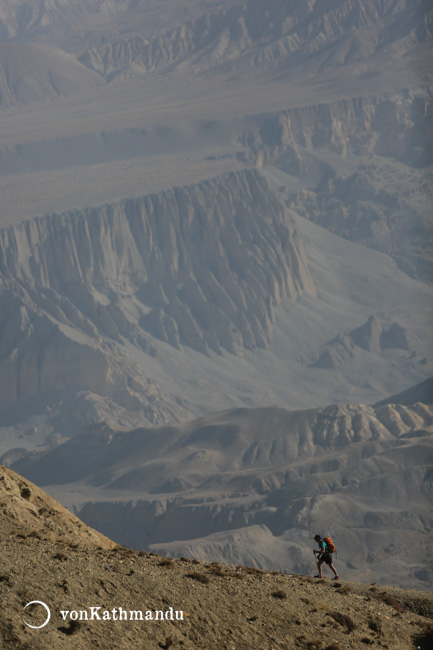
[240,90,433,281]
[241,91,433,169]
[0,169,314,415]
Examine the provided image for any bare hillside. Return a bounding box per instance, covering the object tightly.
[8,387,433,591]
[1,464,432,650]
[78,0,432,81]
[0,42,103,108]
[0,0,227,50]
[0,464,114,548]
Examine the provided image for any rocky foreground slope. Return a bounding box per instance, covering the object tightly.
[9,383,433,592]
[1,464,432,650]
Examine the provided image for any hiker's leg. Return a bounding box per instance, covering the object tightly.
[317,559,323,577]
[329,562,339,578]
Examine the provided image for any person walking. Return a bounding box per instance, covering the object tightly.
[313,534,339,580]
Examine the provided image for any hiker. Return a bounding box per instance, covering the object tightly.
[313,534,339,580]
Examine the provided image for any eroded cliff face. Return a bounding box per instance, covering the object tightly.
[0,169,314,415]
[240,92,432,168]
[238,91,433,281]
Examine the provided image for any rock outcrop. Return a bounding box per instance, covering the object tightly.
[241,91,433,169]
[313,315,410,368]
[0,463,115,548]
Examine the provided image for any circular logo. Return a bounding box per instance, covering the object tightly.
[23,601,51,629]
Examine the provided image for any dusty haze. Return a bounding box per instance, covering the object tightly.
[0,0,432,599]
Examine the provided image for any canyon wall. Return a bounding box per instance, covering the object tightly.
[238,90,432,281]
[0,169,314,415]
[241,91,432,168]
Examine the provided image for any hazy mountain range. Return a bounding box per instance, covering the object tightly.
[6,378,432,591]
[0,0,432,591]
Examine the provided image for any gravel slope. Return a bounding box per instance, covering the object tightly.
[1,465,432,649]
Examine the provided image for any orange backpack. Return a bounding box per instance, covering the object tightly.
[324,536,336,553]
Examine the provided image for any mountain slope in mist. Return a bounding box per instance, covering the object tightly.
[1,163,431,447]
[78,0,432,81]
[0,0,430,107]
[0,42,103,107]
